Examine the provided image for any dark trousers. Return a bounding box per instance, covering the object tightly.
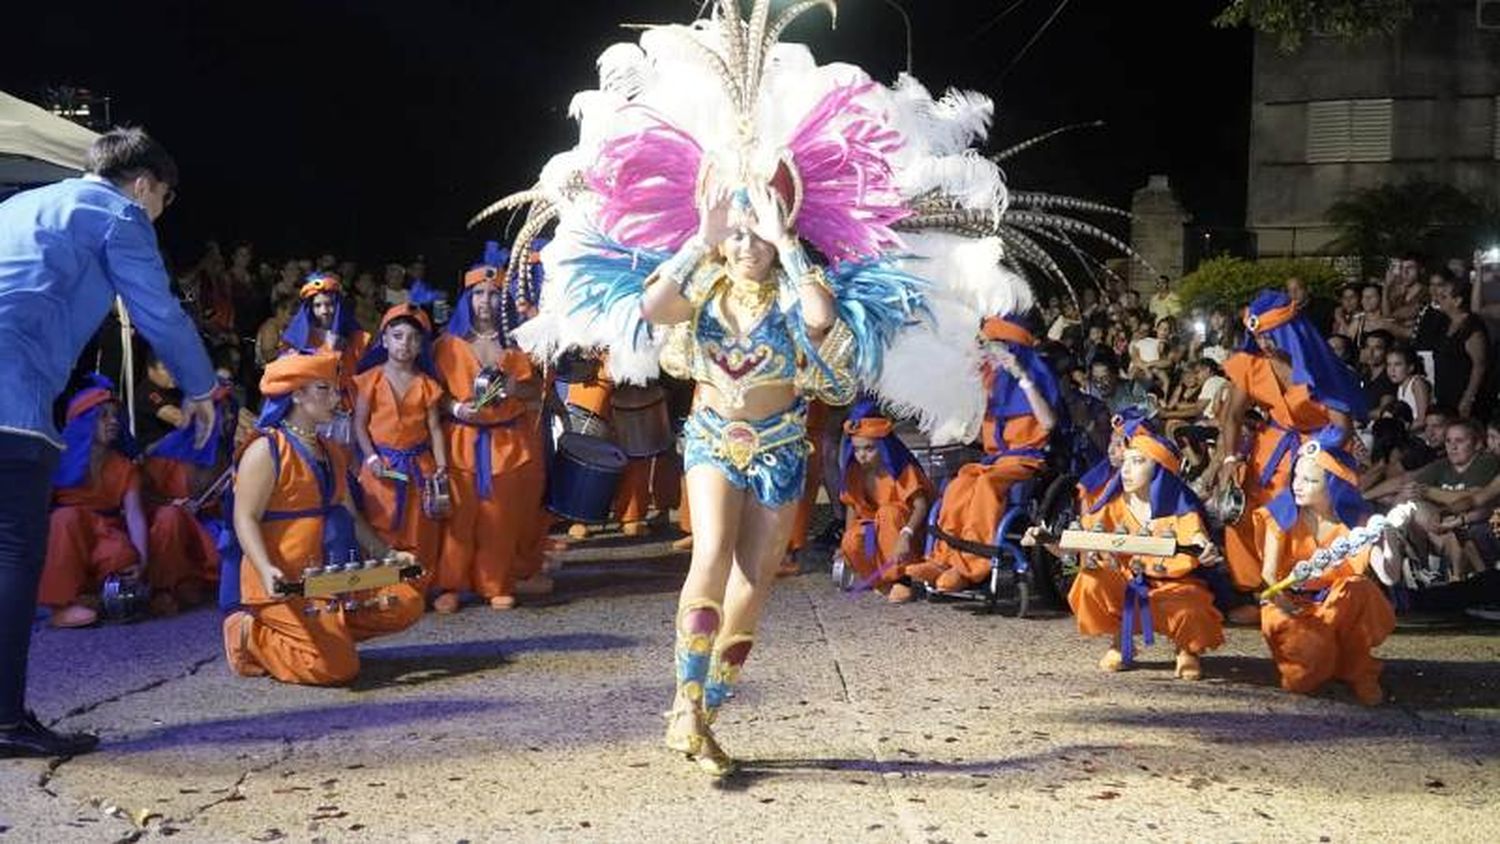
[0,433,60,724]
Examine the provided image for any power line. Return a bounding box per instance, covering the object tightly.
[990,0,1073,89]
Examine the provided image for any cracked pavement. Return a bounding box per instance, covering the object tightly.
[2,532,1499,843]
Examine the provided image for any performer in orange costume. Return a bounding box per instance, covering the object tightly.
[432,255,551,612]
[1254,432,1395,706]
[139,382,240,614]
[280,272,370,409]
[836,402,933,602]
[37,382,150,628]
[1208,291,1364,605]
[222,352,423,686]
[907,315,1059,592]
[1046,428,1224,679]
[352,304,448,574]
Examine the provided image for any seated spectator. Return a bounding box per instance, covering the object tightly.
[134,352,185,448]
[1085,354,1148,414]
[1327,334,1356,367]
[1360,330,1396,412]
[1148,274,1182,320]
[1331,284,1361,340]
[1385,346,1431,428]
[1367,418,1497,583]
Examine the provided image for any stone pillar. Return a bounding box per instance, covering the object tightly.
[1129,175,1189,291]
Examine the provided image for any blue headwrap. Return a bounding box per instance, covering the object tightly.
[1077,408,1153,498]
[53,375,131,488]
[984,316,1063,443]
[838,397,919,484]
[1239,290,1367,419]
[447,241,509,340]
[282,273,362,351]
[1264,425,1371,531]
[1088,428,1207,521]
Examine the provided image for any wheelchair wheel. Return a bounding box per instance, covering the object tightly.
[1032,472,1081,607]
[910,579,931,602]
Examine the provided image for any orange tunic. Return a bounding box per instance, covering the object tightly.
[353,366,444,569]
[916,414,1049,587]
[39,452,141,607]
[433,335,549,597]
[232,430,423,686]
[1068,500,1224,656]
[1222,352,1335,590]
[1252,509,1395,696]
[141,456,222,595]
[839,461,932,587]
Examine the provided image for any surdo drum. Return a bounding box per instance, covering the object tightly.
[610,384,673,457]
[546,433,628,523]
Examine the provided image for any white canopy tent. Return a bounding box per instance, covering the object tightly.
[0,89,98,190]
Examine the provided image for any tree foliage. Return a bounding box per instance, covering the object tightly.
[1177,256,1345,310]
[1326,180,1485,275]
[1213,0,1414,51]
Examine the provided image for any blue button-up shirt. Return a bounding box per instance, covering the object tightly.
[0,176,214,448]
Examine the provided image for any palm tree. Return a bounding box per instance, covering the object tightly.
[1326,180,1482,276]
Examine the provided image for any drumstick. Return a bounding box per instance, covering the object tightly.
[189,465,235,511]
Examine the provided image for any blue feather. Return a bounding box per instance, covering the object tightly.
[826,259,930,381]
[560,235,669,351]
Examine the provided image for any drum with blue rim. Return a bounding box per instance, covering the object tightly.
[547,433,628,522]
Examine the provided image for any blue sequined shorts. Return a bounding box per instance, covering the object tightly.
[683,400,809,509]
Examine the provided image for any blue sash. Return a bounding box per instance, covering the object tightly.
[373,441,431,530]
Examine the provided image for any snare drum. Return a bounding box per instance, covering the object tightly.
[611,384,673,457]
[547,433,628,522]
[565,404,614,440]
[895,428,982,490]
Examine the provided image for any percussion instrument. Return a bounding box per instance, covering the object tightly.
[275,554,425,601]
[895,428,981,491]
[100,573,150,623]
[1206,477,1247,527]
[1260,503,1415,600]
[319,412,354,447]
[611,384,673,457]
[555,351,602,384]
[547,432,627,522]
[422,474,453,520]
[472,367,511,408]
[565,404,614,440]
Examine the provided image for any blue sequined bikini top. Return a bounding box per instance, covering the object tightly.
[693,290,799,408]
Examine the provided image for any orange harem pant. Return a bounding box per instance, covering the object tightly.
[921,455,1043,585]
[39,506,217,606]
[438,461,549,599]
[1069,568,1225,655]
[1260,576,1395,694]
[840,501,917,588]
[240,583,424,686]
[614,452,682,524]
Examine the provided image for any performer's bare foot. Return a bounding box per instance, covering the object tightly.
[1351,678,1384,707]
[1174,650,1202,681]
[934,568,968,593]
[489,595,517,610]
[49,604,97,629]
[903,561,944,584]
[514,573,554,596]
[432,592,461,614]
[671,535,694,552]
[622,520,649,538]
[886,582,914,603]
[567,523,590,541]
[775,556,800,578]
[221,611,266,677]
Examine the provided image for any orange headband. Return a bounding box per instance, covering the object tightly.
[259,351,341,397]
[379,303,432,335]
[1127,432,1181,475]
[300,274,344,299]
[66,389,115,423]
[1244,301,1298,334]
[1298,442,1359,486]
[980,316,1036,346]
[463,264,504,289]
[844,416,894,439]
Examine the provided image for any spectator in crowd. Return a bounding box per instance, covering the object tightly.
[134,352,186,447]
[352,270,383,329]
[1432,276,1490,419]
[1286,275,1335,336]
[1360,330,1397,412]
[1086,354,1147,414]
[1386,346,1431,428]
[1148,274,1182,320]
[1332,284,1361,339]
[381,262,409,306]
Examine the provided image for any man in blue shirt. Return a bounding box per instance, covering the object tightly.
[0,128,215,758]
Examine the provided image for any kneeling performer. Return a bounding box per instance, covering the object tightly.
[1045,427,1224,679]
[223,352,423,686]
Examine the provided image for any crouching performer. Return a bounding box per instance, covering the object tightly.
[1034,428,1224,679]
[1254,431,1396,706]
[223,352,423,686]
[836,402,933,602]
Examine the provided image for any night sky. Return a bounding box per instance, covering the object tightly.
[4,0,1251,282]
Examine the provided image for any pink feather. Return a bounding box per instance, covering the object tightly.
[590,106,704,251]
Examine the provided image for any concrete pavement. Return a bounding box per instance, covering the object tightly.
[3,534,1498,843]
